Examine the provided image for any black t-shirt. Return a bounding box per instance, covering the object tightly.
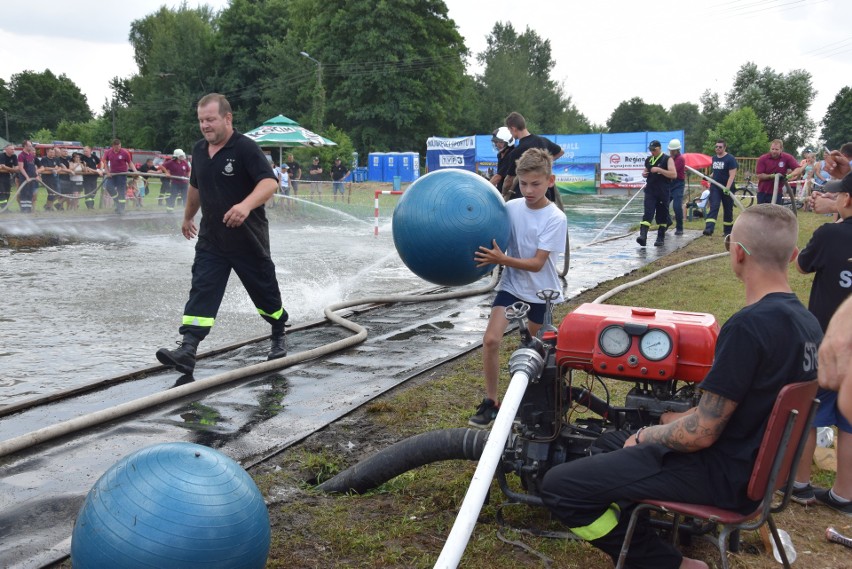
[308,161,322,180]
[505,134,562,178]
[698,293,821,510]
[495,145,515,192]
[190,130,277,259]
[81,154,99,170]
[1,152,18,179]
[331,163,348,181]
[286,160,301,180]
[797,217,852,330]
[57,156,70,182]
[39,157,60,189]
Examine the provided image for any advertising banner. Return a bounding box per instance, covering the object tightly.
[600,152,647,189]
[426,136,476,172]
[554,163,597,195]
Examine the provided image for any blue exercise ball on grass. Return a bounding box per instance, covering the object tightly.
[71,442,270,569]
[392,168,510,286]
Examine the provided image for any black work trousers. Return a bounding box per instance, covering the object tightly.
[641,186,672,227]
[179,248,286,341]
[540,443,740,569]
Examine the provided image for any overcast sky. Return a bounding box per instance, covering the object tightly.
[0,0,849,139]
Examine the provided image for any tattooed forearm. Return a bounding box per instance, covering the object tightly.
[640,392,737,452]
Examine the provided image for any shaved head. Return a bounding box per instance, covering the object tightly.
[733,204,798,271]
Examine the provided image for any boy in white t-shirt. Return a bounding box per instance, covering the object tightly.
[469,148,568,427]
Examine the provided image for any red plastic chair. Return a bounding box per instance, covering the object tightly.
[615,380,819,569]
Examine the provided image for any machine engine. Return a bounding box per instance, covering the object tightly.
[501,301,720,496]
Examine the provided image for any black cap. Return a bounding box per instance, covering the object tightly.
[824,174,852,194]
[648,140,661,150]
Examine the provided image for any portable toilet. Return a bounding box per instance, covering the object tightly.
[383,152,400,183]
[399,152,420,182]
[368,152,385,182]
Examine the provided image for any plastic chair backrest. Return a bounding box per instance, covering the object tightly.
[747,380,818,501]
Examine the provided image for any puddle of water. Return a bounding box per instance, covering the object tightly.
[0,196,640,405]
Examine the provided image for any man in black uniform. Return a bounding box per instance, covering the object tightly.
[0,144,19,211]
[55,147,72,211]
[38,147,61,211]
[156,93,288,376]
[80,146,101,210]
[489,126,514,195]
[637,140,676,246]
[541,205,822,569]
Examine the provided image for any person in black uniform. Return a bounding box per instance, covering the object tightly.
[156,93,288,376]
[489,126,514,195]
[501,111,564,204]
[80,146,101,210]
[637,140,676,246]
[540,204,822,569]
[0,144,19,211]
[793,174,852,514]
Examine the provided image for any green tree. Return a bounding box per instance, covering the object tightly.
[474,22,589,135]
[668,102,702,149]
[55,117,112,147]
[726,62,815,151]
[286,0,468,155]
[821,86,852,150]
[214,0,290,131]
[126,5,218,151]
[704,107,768,157]
[7,70,92,141]
[606,97,667,132]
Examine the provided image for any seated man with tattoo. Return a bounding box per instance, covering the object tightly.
[540,204,823,569]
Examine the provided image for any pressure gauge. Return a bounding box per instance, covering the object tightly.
[639,329,672,361]
[599,325,631,357]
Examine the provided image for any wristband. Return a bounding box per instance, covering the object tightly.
[635,426,647,444]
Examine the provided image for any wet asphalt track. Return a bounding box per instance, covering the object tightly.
[0,218,700,568]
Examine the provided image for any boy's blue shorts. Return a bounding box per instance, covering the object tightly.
[492,290,546,325]
[815,388,852,434]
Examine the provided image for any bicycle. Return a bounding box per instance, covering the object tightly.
[732,174,755,208]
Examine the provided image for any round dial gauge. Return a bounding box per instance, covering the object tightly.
[599,325,631,357]
[639,329,672,361]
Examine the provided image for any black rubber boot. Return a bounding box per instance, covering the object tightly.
[636,225,649,247]
[268,330,287,361]
[654,226,667,246]
[156,334,200,375]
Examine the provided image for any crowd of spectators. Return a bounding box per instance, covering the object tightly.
[0,139,191,214]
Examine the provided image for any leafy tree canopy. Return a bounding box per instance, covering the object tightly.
[606,97,667,133]
[821,85,852,150]
[704,106,768,157]
[726,62,815,151]
[474,22,589,135]
[7,70,92,142]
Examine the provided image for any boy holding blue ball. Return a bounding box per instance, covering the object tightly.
[469,148,568,427]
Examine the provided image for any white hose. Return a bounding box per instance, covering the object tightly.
[684,166,745,211]
[0,271,501,458]
[590,184,646,244]
[592,252,727,304]
[433,368,531,569]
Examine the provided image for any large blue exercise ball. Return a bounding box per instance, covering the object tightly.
[392,169,510,286]
[71,442,270,569]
